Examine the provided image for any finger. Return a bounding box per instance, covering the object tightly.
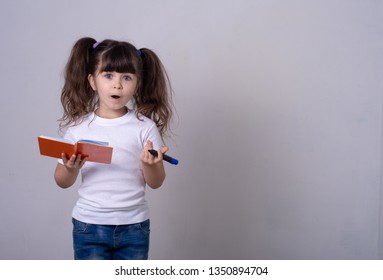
[153,146,168,161]
[68,154,76,166]
[75,154,82,165]
[141,149,155,164]
[144,140,153,150]
[146,149,155,162]
[61,153,68,164]
[79,157,88,168]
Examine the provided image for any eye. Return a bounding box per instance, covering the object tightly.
[103,73,113,79]
[123,75,132,81]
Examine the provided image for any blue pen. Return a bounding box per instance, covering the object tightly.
[148,149,179,165]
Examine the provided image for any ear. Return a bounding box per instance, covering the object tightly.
[88,74,97,91]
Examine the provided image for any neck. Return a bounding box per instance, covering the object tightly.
[95,107,128,119]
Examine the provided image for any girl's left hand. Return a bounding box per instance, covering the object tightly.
[140,140,169,166]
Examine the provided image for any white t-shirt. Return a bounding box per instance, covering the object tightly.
[60,110,163,225]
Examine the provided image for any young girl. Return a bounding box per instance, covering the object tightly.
[54,37,173,260]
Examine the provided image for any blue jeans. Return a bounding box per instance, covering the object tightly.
[72,218,150,260]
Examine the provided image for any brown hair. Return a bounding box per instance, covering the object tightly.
[59,37,173,137]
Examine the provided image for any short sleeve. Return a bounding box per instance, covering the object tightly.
[57,128,75,165]
[144,123,163,150]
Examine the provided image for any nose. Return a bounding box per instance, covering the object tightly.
[113,80,122,89]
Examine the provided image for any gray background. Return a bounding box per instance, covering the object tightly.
[1,0,383,259]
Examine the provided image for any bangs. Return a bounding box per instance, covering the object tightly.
[98,44,139,74]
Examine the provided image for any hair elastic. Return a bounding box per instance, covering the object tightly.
[93,42,100,49]
[136,49,142,57]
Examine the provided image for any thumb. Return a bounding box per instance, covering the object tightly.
[160,146,169,154]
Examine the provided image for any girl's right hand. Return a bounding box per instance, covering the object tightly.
[61,153,87,170]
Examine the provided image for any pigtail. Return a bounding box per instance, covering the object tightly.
[59,37,98,129]
[135,48,173,138]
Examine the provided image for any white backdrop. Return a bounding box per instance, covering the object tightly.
[0,0,382,259]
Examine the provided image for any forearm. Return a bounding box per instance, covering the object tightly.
[54,163,80,189]
[142,162,166,189]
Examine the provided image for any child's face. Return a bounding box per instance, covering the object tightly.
[88,69,137,118]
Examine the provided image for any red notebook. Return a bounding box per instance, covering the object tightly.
[38,135,113,164]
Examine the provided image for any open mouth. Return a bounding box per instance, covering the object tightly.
[111,95,121,99]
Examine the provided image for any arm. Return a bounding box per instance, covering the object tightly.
[140,140,168,189]
[54,153,87,189]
